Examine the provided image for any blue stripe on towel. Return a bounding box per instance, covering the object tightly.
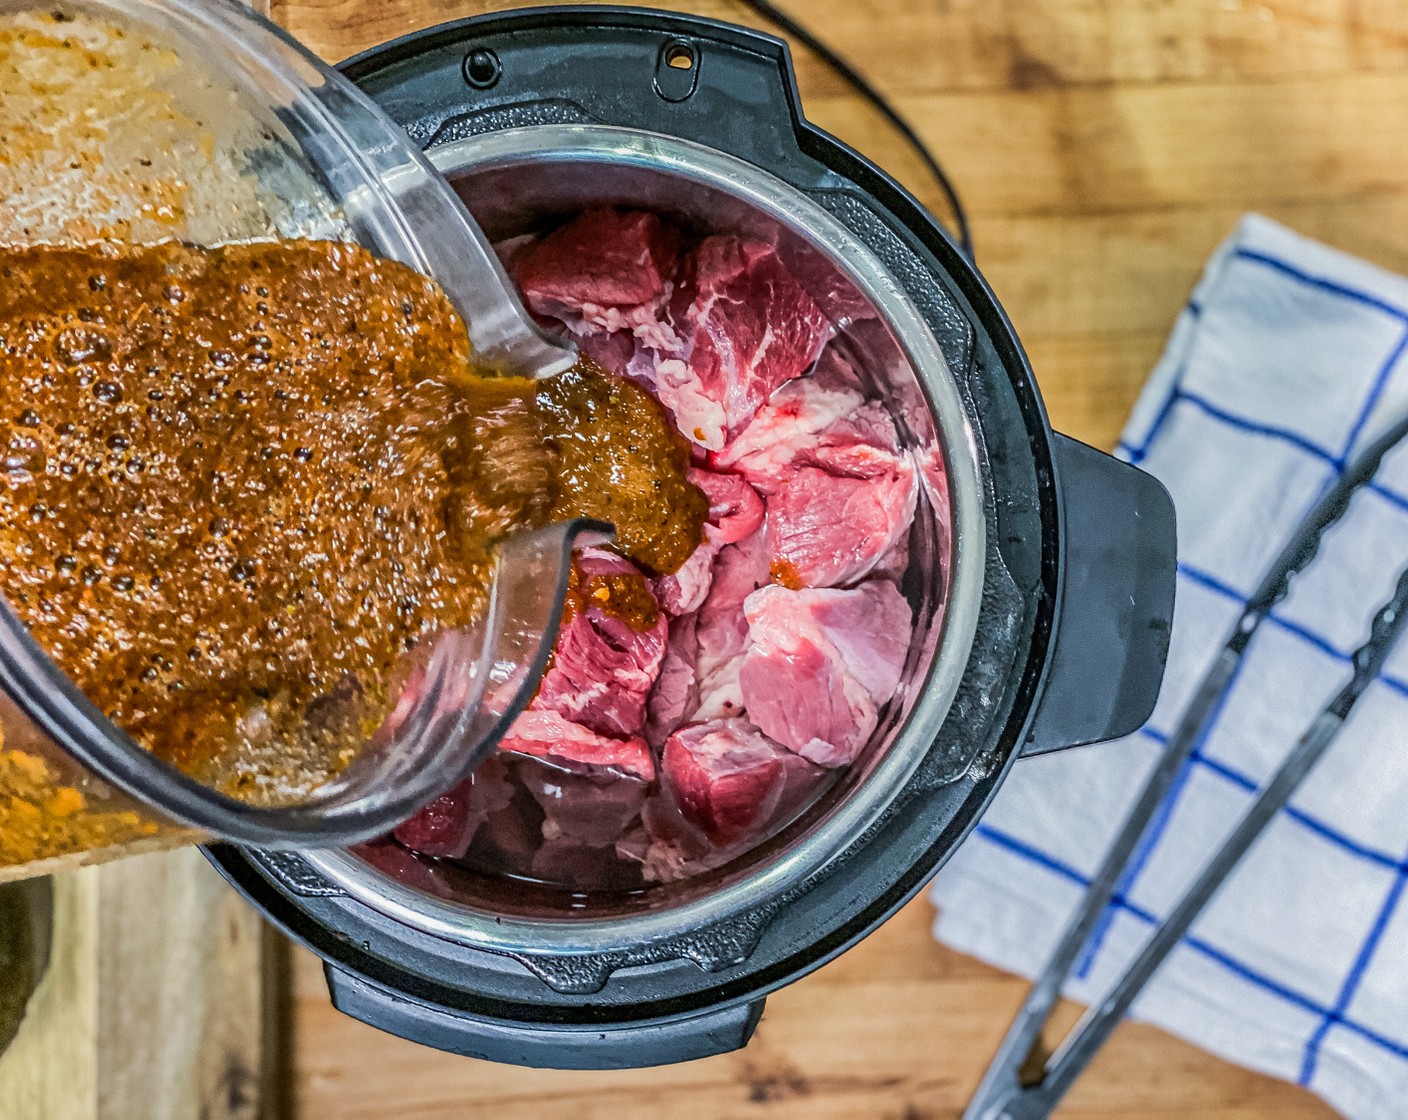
[1071,243,1408,1041]
[972,824,1408,1066]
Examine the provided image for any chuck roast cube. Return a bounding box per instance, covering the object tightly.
[522,761,651,890]
[520,756,651,849]
[651,468,763,615]
[391,755,515,859]
[692,529,771,722]
[620,722,826,883]
[645,611,700,749]
[713,372,877,493]
[653,236,831,450]
[518,755,652,889]
[740,581,912,767]
[533,549,668,738]
[651,539,718,617]
[470,781,543,871]
[534,606,668,737]
[390,788,472,858]
[513,208,682,345]
[498,708,655,782]
[688,467,765,545]
[715,369,918,589]
[764,449,918,589]
[660,719,824,846]
[614,797,715,885]
[574,328,639,373]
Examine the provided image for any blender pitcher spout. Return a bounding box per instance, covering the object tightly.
[305,518,617,846]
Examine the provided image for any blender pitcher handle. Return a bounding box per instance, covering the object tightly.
[1021,435,1176,757]
[325,967,765,1069]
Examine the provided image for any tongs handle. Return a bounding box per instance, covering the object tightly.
[966,411,1408,1120]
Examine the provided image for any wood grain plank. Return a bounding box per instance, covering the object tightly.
[97,849,265,1120]
[986,193,1408,315]
[272,0,1408,94]
[806,72,1408,219]
[291,897,1336,1120]
[265,0,1408,233]
[1014,329,1168,450]
[0,871,98,1120]
[0,851,272,1120]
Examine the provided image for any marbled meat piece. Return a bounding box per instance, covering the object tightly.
[513,208,682,350]
[690,467,766,545]
[715,370,916,587]
[617,723,826,883]
[652,538,718,617]
[521,755,651,848]
[712,359,877,493]
[651,237,830,450]
[534,550,668,738]
[777,242,878,331]
[651,468,763,615]
[519,755,651,888]
[661,718,824,845]
[391,755,516,859]
[499,708,655,781]
[694,529,771,722]
[739,581,911,766]
[765,441,918,588]
[645,611,700,749]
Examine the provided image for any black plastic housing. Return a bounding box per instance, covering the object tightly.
[208,5,1175,1071]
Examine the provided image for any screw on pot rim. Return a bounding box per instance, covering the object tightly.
[305,124,988,956]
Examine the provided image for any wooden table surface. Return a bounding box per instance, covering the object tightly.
[273,1,1408,1115]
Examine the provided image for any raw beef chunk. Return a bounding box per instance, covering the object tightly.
[765,445,918,588]
[651,468,763,615]
[391,755,515,859]
[515,208,681,350]
[499,709,655,782]
[717,372,918,588]
[661,718,823,845]
[651,237,830,450]
[739,581,912,766]
[693,530,771,722]
[645,612,700,749]
[533,549,668,737]
[520,756,651,888]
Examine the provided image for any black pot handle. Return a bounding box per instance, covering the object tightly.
[1022,435,1176,757]
[326,966,765,1069]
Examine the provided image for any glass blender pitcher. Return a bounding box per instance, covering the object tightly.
[0,0,589,880]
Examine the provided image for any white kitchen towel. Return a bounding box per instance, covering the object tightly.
[931,213,1408,1120]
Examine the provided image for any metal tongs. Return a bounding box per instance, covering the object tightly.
[966,412,1408,1120]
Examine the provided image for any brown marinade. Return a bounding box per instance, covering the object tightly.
[0,238,704,802]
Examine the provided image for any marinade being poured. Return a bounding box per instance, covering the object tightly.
[0,238,706,807]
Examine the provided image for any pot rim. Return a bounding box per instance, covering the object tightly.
[305,123,988,955]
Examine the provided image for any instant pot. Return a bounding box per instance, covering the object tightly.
[209,6,1177,1070]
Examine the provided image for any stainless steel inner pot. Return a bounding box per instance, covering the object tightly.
[303,124,987,955]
